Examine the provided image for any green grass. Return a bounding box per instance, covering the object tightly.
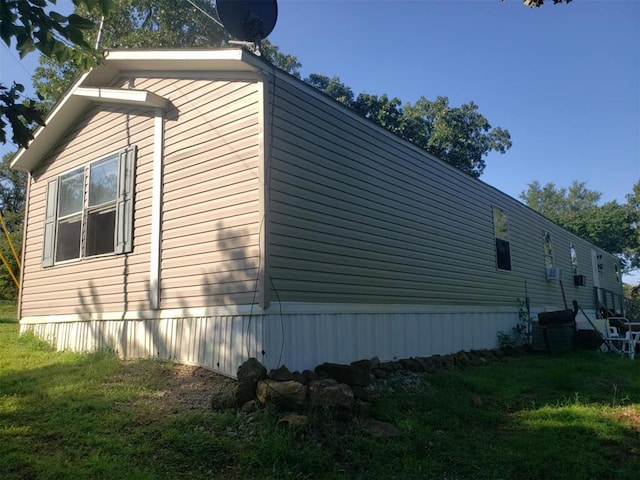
[1,301,639,479]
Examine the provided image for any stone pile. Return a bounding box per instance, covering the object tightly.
[229,348,507,436]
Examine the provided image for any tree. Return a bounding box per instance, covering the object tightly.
[33,0,301,109]
[504,0,573,7]
[0,0,111,148]
[520,180,639,273]
[306,74,511,177]
[0,152,26,299]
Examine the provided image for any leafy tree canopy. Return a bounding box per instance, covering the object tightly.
[307,74,511,177]
[520,180,640,273]
[506,0,573,7]
[1,0,112,148]
[33,0,301,110]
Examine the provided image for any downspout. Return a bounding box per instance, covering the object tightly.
[149,108,164,309]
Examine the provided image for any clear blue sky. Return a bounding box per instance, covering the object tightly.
[1,0,639,280]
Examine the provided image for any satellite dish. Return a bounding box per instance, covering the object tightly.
[217,0,278,45]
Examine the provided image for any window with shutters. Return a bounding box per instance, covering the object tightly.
[42,146,136,267]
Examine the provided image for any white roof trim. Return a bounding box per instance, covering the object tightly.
[10,48,262,173]
[73,87,168,108]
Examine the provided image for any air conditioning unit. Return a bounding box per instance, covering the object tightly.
[573,274,586,286]
[546,266,561,280]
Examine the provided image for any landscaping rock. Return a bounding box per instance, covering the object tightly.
[256,380,306,409]
[240,400,257,414]
[350,358,372,370]
[269,365,293,381]
[399,357,424,372]
[237,358,267,384]
[308,378,355,411]
[315,362,370,387]
[351,385,379,403]
[235,381,256,407]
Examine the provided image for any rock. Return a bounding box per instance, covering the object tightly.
[371,368,388,379]
[308,378,355,411]
[350,359,372,370]
[315,362,371,387]
[235,381,256,407]
[302,370,317,383]
[399,358,424,372]
[357,418,402,438]
[237,358,267,384]
[269,365,293,381]
[291,371,305,384]
[470,394,482,407]
[370,356,381,368]
[454,351,472,367]
[441,354,455,369]
[416,357,437,373]
[352,385,379,403]
[256,380,306,409]
[430,355,443,369]
[354,401,373,418]
[240,400,257,414]
[277,414,309,427]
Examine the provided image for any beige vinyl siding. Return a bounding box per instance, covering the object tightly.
[266,73,620,310]
[129,76,263,309]
[20,104,155,317]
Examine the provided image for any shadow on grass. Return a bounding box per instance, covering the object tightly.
[0,342,237,480]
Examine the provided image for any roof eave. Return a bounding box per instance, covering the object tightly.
[10,48,261,173]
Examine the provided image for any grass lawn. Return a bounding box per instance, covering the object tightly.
[1,302,639,479]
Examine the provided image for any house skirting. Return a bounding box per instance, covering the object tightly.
[20,304,530,377]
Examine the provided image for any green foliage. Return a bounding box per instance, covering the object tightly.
[521,0,573,6]
[0,152,26,300]
[521,180,640,273]
[2,321,639,479]
[33,0,301,109]
[497,298,531,347]
[0,0,111,148]
[307,76,512,177]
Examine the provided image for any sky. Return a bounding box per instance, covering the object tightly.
[1,0,639,281]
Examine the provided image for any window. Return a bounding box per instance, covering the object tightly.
[42,147,136,266]
[569,244,578,275]
[492,206,511,271]
[543,231,554,269]
[614,262,621,283]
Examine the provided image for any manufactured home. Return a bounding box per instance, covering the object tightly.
[11,49,624,377]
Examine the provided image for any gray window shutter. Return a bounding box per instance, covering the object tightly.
[115,146,136,254]
[42,179,59,267]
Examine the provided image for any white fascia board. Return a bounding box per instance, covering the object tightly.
[73,87,168,108]
[10,48,262,173]
[99,48,263,73]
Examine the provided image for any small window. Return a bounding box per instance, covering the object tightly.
[614,263,620,283]
[569,244,578,275]
[493,206,511,271]
[543,231,554,269]
[42,147,136,267]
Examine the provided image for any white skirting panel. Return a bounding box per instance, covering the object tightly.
[260,310,517,372]
[21,307,519,377]
[21,315,264,378]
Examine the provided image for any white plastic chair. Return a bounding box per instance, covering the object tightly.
[603,317,639,359]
